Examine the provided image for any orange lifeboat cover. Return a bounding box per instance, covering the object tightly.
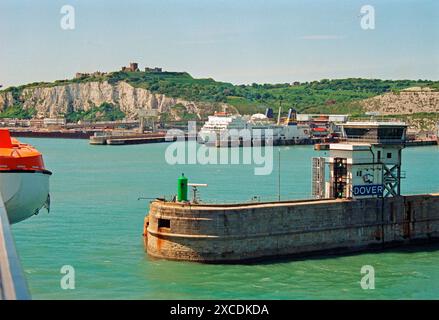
[0,129,46,171]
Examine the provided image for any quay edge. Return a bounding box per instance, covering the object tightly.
[144,194,439,263]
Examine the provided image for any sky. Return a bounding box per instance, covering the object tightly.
[0,0,438,88]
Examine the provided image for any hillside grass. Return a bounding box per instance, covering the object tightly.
[1,70,439,120]
[0,104,36,119]
[64,102,125,123]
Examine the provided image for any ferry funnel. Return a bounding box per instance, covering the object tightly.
[287,108,297,121]
[265,108,274,119]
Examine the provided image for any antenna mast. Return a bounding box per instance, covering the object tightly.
[278,148,281,201]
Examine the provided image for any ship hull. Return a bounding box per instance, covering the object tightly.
[0,171,51,224]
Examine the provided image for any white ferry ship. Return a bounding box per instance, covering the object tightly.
[198,108,311,146]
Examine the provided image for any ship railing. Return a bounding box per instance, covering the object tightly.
[339,136,406,144]
[159,195,318,205]
[348,117,406,123]
[0,194,31,300]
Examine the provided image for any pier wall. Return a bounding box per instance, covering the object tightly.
[145,194,439,262]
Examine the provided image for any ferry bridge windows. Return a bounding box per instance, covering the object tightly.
[387,152,392,159]
[344,127,375,139]
[378,127,404,140]
[377,151,381,161]
[344,127,404,141]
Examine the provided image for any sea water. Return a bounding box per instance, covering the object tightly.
[12,138,439,299]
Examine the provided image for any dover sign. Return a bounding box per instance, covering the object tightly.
[352,184,383,197]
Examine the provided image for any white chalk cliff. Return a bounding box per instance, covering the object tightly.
[0,81,224,120]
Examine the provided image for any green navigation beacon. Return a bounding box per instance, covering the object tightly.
[177,174,188,202]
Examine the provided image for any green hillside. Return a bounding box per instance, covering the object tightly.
[107,72,439,116]
[1,70,439,120]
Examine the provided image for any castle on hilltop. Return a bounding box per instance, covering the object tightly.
[75,62,163,79]
[75,71,107,79]
[121,62,162,73]
[121,62,139,72]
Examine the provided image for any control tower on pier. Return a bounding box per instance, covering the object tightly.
[312,122,407,199]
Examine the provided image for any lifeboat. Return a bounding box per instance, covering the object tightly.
[0,129,51,224]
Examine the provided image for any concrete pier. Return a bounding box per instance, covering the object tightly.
[0,194,30,300]
[89,132,184,145]
[145,194,439,263]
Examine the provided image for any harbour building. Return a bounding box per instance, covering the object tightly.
[312,122,407,200]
